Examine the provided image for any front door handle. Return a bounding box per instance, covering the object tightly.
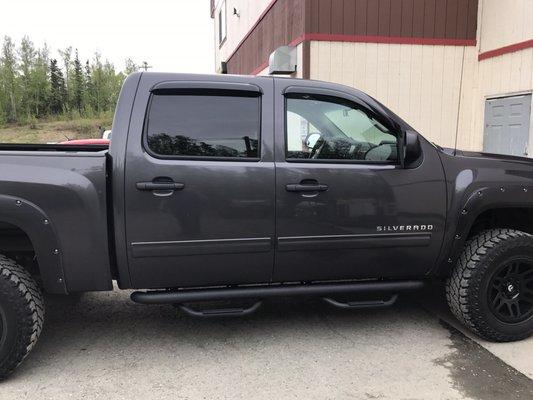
[286,183,328,192]
[136,182,185,191]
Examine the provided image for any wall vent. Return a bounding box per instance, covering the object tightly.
[269,46,297,75]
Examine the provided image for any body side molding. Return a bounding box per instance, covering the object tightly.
[277,232,432,251]
[131,237,273,258]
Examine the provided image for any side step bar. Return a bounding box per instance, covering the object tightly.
[323,294,398,310]
[130,280,424,305]
[178,301,263,318]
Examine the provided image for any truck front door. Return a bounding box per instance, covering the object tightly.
[124,76,275,289]
[273,81,446,282]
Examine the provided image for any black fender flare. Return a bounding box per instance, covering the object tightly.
[0,194,67,293]
[434,184,533,276]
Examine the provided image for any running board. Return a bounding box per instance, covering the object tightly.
[323,294,398,309]
[130,280,424,305]
[178,301,263,318]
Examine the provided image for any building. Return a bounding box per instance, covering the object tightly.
[210,0,533,156]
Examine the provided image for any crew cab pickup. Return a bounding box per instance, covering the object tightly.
[1,72,532,378]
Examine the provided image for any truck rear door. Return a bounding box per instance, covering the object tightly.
[124,76,275,289]
[272,80,446,282]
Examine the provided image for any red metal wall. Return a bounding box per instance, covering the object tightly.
[307,0,478,40]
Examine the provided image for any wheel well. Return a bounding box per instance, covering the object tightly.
[0,222,39,277]
[468,208,533,239]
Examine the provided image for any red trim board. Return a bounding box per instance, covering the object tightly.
[478,39,533,61]
[301,33,476,47]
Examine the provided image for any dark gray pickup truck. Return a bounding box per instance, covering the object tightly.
[1,72,532,378]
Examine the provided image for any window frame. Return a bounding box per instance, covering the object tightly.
[142,88,262,162]
[284,92,402,165]
[218,1,227,46]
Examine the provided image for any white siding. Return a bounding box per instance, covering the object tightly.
[455,46,479,151]
[479,0,533,53]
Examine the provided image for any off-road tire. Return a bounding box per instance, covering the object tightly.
[446,229,533,342]
[0,255,44,379]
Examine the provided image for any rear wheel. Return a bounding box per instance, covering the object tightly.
[0,255,44,379]
[446,229,533,342]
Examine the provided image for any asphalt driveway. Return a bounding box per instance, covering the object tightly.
[2,286,532,400]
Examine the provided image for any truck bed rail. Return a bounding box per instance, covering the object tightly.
[0,143,109,152]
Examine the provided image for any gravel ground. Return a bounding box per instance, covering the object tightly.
[1,287,532,400]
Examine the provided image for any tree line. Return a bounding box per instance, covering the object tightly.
[0,36,143,126]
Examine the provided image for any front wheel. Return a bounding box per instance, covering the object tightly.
[0,255,44,379]
[446,229,533,342]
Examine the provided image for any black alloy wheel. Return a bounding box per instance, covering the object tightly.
[488,259,533,323]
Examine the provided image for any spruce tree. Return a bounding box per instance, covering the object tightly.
[72,50,84,113]
[84,60,94,112]
[49,58,66,114]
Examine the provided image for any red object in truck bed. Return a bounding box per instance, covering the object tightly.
[59,138,110,145]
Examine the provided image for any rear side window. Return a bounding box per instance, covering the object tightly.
[145,91,260,159]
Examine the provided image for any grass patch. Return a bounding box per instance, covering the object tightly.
[0,114,113,144]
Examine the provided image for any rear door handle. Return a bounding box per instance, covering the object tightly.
[136,182,185,191]
[285,183,329,192]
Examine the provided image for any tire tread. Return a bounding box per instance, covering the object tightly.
[0,255,44,379]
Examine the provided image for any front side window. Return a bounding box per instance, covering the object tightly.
[286,94,398,162]
[145,92,260,159]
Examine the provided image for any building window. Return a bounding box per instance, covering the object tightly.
[145,91,261,159]
[218,1,227,45]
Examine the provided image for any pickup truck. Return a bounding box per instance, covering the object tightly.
[1,72,532,378]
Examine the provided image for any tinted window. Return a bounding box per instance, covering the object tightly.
[146,92,260,158]
[286,95,398,162]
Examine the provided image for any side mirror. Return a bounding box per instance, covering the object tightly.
[305,133,321,148]
[404,130,422,165]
